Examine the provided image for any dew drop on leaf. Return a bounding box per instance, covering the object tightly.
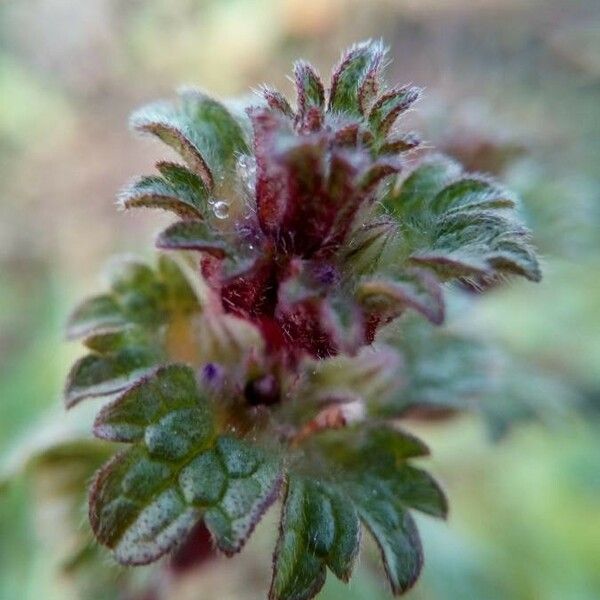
[213,200,230,219]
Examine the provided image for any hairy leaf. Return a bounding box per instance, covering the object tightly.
[67,295,127,340]
[156,220,228,257]
[379,315,491,415]
[382,156,541,283]
[271,425,445,599]
[118,175,206,219]
[90,365,282,564]
[67,256,199,347]
[269,477,360,600]
[260,85,294,117]
[369,85,421,139]
[294,60,325,118]
[329,40,386,114]
[131,90,248,189]
[357,268,445,325]
[65,346,162,408]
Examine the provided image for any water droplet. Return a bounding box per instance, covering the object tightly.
[213,200,230,219]
[237,154,257,192]
[207,197,216,206]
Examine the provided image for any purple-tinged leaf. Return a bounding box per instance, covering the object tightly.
[357,43,387,115]
[329,40,386,114]
[357,268,445,326]
[369,85,422,138]
[276,295,341,359]
[317,150,365,255]
[359,157,402,194]
[294,60,325,117]
[275,134,329,255]
[259,85,294,118]
[221,256,278,318]
[131,104,214,190]
[118,175,205,219]
[251,108,292,237]
[380,131,421,154]
[157,220,228,258]
[333,121,360,146]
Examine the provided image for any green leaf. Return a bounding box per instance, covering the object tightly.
[65,346,162,408]
[131,90,248,191]
[415,211,539,281]
[380,315,491,415]
[329,40,386,114]
[325,427,445,594]
[350,489,423,595]
[82,327,142,353]
[382,157,541,283]
[108,255,200,323]
[271,425,445,599]
[179,88,249,171]
[430,176,516,215]
[156,161,209,198]
[342,220,399,275]
[90,365,282,564]
[68,256,199,366]
[384,155,461,219]
[156,220,228,257]
[66,295,127,340]
[269,477,360,600]
[486,240,542,282]
[117,175,205,219]
[314,424,431,466]
[130,102,214,189]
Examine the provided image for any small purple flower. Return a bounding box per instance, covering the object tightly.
[201,362,224,386]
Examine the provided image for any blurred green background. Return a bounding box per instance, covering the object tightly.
[0,1,599,599]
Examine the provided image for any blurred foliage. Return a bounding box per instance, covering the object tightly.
[0,0,598,599]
